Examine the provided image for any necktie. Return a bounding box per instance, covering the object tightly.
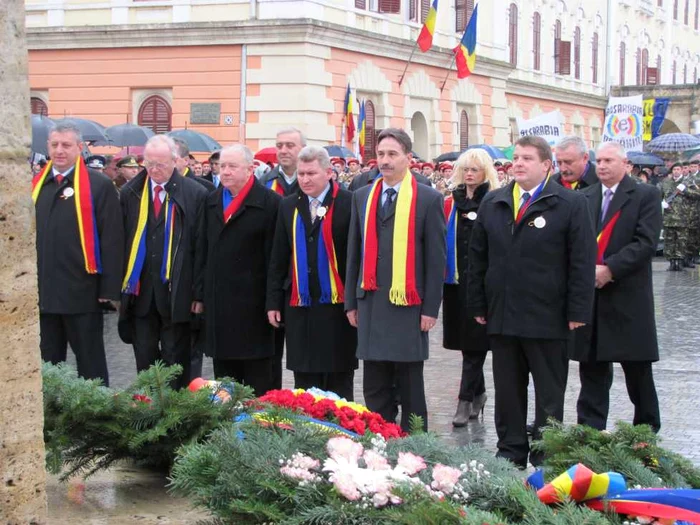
[520,191,531,211]
[382,188,396,218]
[55,174,64,185]
[600,188,613,224]
[153,185,163,218]
[310,198,320,223]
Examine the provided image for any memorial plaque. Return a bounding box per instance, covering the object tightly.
[190,103,221,125]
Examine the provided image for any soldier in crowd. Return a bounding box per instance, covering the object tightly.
[116,156,140,187]
[660,163,700,270]
[87,155,106,173]
[347,158,362,179]
[421,162,435,179]
[687,160,700,265]
[682,162,691,177]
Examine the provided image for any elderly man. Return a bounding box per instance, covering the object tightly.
[572,142,662,432]
[203,145,282,394]
[119,135,208,389]
[467,136,596,468]
[267,146,357,400]
[345,128,446,431]
[553,136,598,190]
[33,123,124,384]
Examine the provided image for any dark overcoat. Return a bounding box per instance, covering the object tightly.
[345,178,446,362]
[35,166,124,313]
[466,178,596,340]
[260,165,299,196]
[442,182,490,353]
[552,162,599,190]
[204,178,282,360]
[266,183,358,373]
[120,170,208,323]
[570,175,662,362]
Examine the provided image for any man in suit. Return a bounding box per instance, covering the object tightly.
[203,151,221,187]
[119,135,208,389]
[345,128,446,431]
[467,135,596,468]
[553,136,598,190]
[34,123,124,385]
[572,141,662,432]
[267,146,357,400]
[203,145,281,395]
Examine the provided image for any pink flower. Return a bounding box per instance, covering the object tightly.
[372,492,389,507]
[331,471,361,501]
[326,436,364,463]
[280,466,319,482]
[363,450,390,471]
[431,464,462,494]
[396,452,427,475]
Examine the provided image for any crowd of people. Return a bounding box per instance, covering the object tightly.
[34,121,692,468]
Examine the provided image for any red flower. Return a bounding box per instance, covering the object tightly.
[132,394,152,404]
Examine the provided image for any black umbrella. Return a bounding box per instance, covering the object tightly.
[167,130,221,152]
[627,152,664,166]
[53,117,109,143]
[101,123,155,147]
[434,151,460,162]
[31,115,55,156]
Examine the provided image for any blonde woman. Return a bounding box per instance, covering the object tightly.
[442,149,499,426]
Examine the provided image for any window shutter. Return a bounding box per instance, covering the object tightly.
[459,111,469,150]
[508,4,518,66]
[558,41,571,75]
[355,0,366,9]
[620,43,626,85]
[533,12,541,71]
[695,0,699,29]
[379,0,400,14]
[636,47,642,85]
[420,0,430,22]
[684,0,689,24]
[674,0,678,19]
[365,101,377,161]
[647,67,658,85]
[592,32,599,84]
[30,97,48,116]
[138,95,172,134]
[574,27,581,79]
[553,20,562,74]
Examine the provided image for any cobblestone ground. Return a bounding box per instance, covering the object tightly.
[69,258,700,463]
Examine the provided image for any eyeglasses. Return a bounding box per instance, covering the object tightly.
[144,161,172,170]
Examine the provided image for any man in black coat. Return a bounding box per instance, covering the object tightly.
[35,124,124,385]
[348,166,432,191]
[572,142,663,432]
[552,136,598,190]
[267,146,357,400]
[467,135,596,468]
[204,145,281,395]
[119,135,208,389]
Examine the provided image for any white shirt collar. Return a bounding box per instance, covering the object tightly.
[52,166,74,178]
[601,182,620,196]
[149,178,167,201]
[308,183,331,205]
[279,166,297,185]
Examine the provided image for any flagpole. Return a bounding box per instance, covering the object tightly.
[439,52,457,93]
[398,39,421,87]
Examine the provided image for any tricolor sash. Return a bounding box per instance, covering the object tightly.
[361,173,420,306]
[562,180,579,190]
[290,183,345,307]
[266,178,286,196]
[223,175,255,223]
[444,196,459,285]
[122,180,177,294]
[512,174,551,223]
[596,210,621,264]
[32,158,102,274]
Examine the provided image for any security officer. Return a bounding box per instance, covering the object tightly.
[660,163,700,270]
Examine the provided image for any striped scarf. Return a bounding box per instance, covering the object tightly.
[32,158,102,274]
[266,178,286,196]
[597,210,621,264]
[290,183,345,307]
[361,174,420,306]
[512,174,551,223]
[444,196,459,284]
[122,180,177,295]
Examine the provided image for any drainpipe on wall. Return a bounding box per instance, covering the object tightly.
[604,0,613,96]
[240,45,248,144]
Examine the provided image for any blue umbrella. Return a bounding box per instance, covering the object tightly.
[53,118,109,143]
[627,151,664,166]
[323,145,355,158]
[167,129,221,152]
[466,144,508,159]
[101,123,155,147]
[31,115,55,156]
[646,133,700,154]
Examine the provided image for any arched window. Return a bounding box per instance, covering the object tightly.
[455,0,474,32]
[574,26,581,79]
[533,12,541,70]
[508,4,518,66]
[620,42,626,86]
[641,49,649,84]
[31,97,48,116]
[459,110,469,150]
[138,95,172,134]
[364,100,377,161]
[592,32,599,84]
[554,20,562,74]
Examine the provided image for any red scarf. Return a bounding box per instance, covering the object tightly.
[596,211,621,264]
[223,176,255,223]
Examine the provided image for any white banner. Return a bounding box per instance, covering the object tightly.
[602,94,644,152]
[516,111,564,146]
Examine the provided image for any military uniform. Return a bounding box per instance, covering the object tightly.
[660,175,700,268]
[688,171,700,262]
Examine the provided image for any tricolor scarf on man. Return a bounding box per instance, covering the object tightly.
[32,157,102,274]
[561,180,579,190]
[443,196,459,284]
[290,183,345,307]
[361,174,420,306]
[223,174,255,223]
[121,181,177,294]
[512,174,551,223]
[596,210,621,264]
[266,178,286,196]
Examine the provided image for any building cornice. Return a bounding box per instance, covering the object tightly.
[505,78,608,109]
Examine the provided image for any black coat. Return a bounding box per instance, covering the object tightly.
[204,179,282,360]
[442,182,490,353]
[466,178,596,340]
[183,167,216,193]
[35,167,124,313]
[259,165,299,196]
[347,167,432,191]
[570,176,662,362]
[120,170,208,324]
[552,162,599,190]
[266,183,358,373]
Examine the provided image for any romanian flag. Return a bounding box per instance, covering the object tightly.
[417,0,438,52]
[454,3,478,79]
[358,99,366,159]
[344,84,355,144]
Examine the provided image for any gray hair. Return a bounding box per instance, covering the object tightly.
[597,141,627,160]
[220,144,254,166]
[51,122,83,143]
[145,135,178,159]
[556,136,588,156]
[276,127,307,147]
[297,145,331,169]
[172,137,190,158]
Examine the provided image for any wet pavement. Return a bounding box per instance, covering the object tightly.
[53,258,700,522]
